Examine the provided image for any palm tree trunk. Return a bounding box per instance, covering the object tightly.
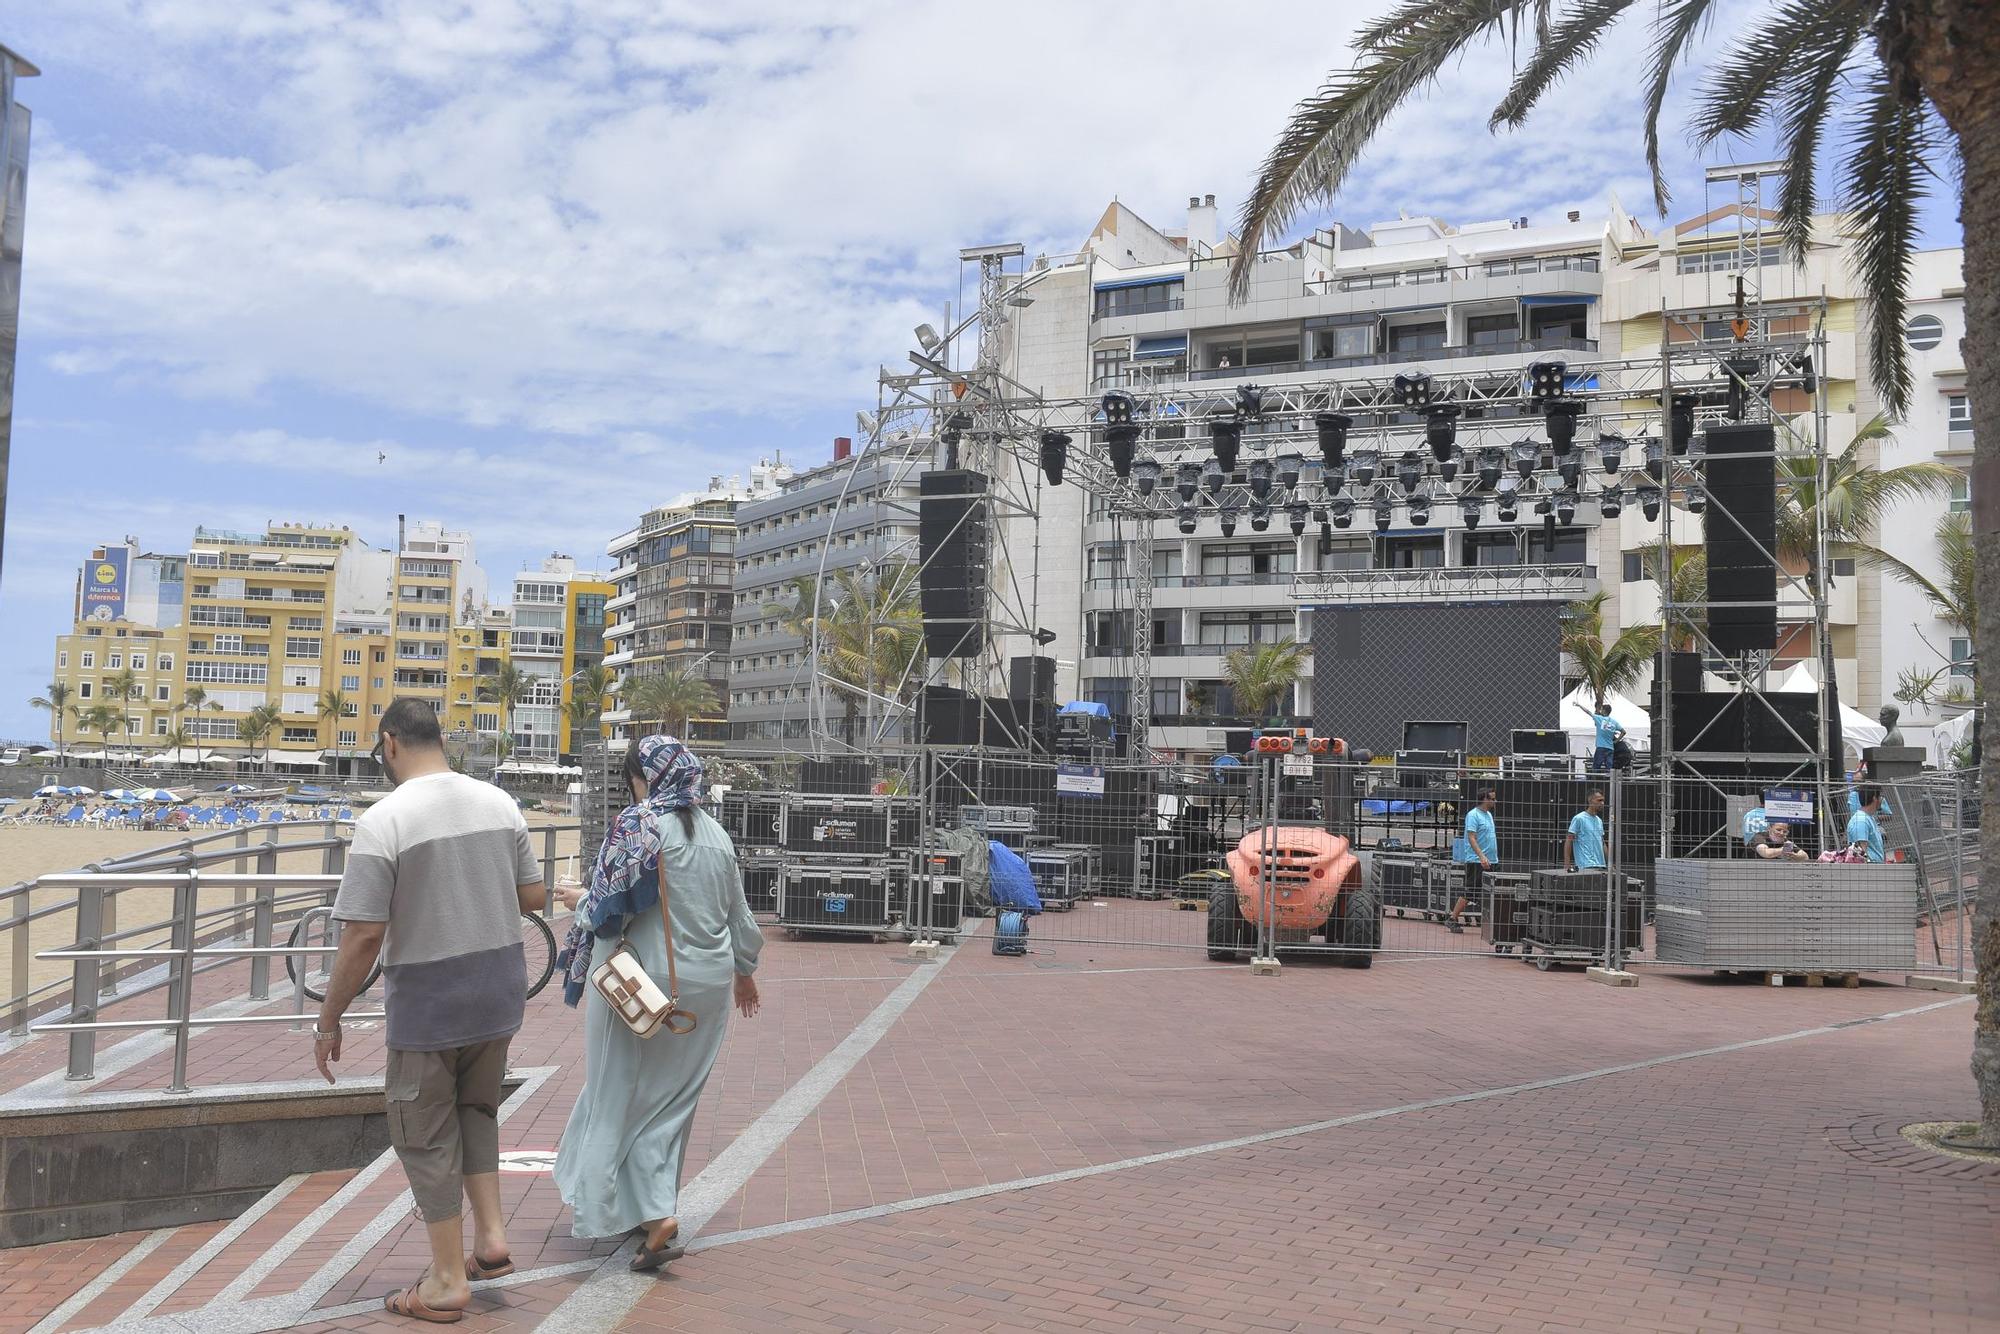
[1911,6,2000,1144]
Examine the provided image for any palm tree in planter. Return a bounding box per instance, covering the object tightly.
[30,681,72,759]
[1225,639,1307,726]
[1229,1,2000,1144]
[626,662,721,738]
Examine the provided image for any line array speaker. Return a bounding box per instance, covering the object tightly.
[918,470,989,659]
[1703,423,1778,653]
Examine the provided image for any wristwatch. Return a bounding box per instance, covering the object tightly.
[313,1025,339,1041]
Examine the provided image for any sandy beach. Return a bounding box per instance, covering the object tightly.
[0,814,586,1014]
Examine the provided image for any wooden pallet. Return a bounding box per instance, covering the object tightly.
[1758,970,1862,988]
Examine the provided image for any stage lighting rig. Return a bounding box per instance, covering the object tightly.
[1210,413,1243,471]
[1330,495,1355,529]
[1202,458,1226,498]
[1396,453,1423,496]
[1176,462,1201,505]
[1176,507,1198,535]
[1686,483,1707,515]
[1314,412,1353,471]
[1527,360,1567,404]
[1599,485,1622,519]
[1038,430,1069,486]
[1248,500,1272,532]
[1393,372,1432,410]
[1511,440,1539,480]
[1277,452,1305,492]
[1218,505,1240,538]
[1248,458,1273,501]
[941,409,972,445]
[1596,433,1624,475]
[1557,455,1582,490]
[1350,448,1380,486]
[1322,460,1348,496]
[1554,491,1577,526]
[1236,383,1265,418]
[1409,490,1433,527]
[1644,436,1665,482]
[1133,458,1162,498]
[1099,390,1141,478]
[1287,502,1309,537]
[1477,446,1504,490]
[1460,495,1483,529]
[1424,403,1460,461]
[1496,477,1521,523]
[1544,398,1583,455]
[1637,484,1662,521]
[1372,498,1394,533]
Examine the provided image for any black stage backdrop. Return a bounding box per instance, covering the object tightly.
[1308,601,1567,757]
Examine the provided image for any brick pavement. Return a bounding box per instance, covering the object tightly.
[0,926,1992,1334]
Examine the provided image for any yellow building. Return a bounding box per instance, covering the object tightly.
[47,619,187,757]
[560,578,614,755]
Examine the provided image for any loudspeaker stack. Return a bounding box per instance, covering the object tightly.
[1702,423,1778,653]
[919,470,989,659]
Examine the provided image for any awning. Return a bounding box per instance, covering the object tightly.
[1133,335,1188,359]
[1093,274,1182,292]
[268,751,324,767]
[68,749,107,761]
[1521,294,1597,305]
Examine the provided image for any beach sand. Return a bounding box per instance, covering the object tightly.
[0,814,585,1015]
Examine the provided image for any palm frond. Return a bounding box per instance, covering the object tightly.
[1489,0,1636,130]
[1690,0,1871,147]
[1641,0,1718,212]
[1772,30,1861,262]
[1231,0,1523,300]
[1841,65,1936,417]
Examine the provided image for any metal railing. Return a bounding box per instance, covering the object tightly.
[1289,563,1597,603]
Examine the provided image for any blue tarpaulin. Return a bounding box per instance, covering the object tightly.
[1059,701,1110,719]
[988,842,1044,914]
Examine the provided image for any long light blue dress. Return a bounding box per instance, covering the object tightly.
[554,807,764,1238]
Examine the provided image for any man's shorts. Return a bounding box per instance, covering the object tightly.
[385,1037,511,1222]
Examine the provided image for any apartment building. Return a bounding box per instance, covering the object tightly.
[990,193,1925,758]
[604,465,788,744]
[508,556,613,761]
[725,440,928,747]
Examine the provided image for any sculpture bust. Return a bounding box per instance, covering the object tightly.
[1877,704,1906,747]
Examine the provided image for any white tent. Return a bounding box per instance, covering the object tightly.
[1931,708,1978,765]
[1560,685,1651,756]
[1770,662,1886,758]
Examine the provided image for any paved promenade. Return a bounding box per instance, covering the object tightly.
[0,921,1993,1334]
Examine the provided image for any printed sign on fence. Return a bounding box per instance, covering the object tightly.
[1056,762,1106,799]
[1763,788,1813,821]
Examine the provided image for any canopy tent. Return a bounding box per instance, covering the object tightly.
[1559,686,1651,757]
[66,749,107,762]
[267,751,324,769]
[1770,663,1886,759]
[1931,707,1978,765]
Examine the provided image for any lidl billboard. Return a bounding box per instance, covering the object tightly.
[82,548,127,622]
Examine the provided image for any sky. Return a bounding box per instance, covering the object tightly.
[0,0,1965,739]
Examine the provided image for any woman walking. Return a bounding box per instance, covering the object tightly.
[553,736,763,1269]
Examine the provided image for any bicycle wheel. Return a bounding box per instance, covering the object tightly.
[286,906,383,1004]
[521,911,559,1000]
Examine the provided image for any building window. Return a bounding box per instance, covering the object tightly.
[108,653,123,670]
[343,649,362,665]
[1387,321,1446,352]
[156,684,171,702]
[1310,322,1372,360]
[1906,315,1945,350]
[1199,542,1296,578]
[1378,535,1446,569]
[1950,473,1970,513]
[373,677,385,689]
[338,730,358,746]
[341,674,360,691]
[57,651,67,668]
[1463,532,1522,568]
[131,653,146,671]
[79,682,93,699]
[1948,394,1970,433]
[156,717,170,735]
[1951,638,1974,677]
[1092,279,1184,319]
[285,636,321,659]
[1197,611,1294,646]
[81,652,95,669]
[1465,312,1517,347]
[1091,345,1131,388]
[1527,303,1589,343]
[373,703,384,716]
[373,650,386,663]
[1623,552,1644,583]
[158,654,173,672]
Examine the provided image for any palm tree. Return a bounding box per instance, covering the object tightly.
[477,662,531,753]
[30,682,72,758]
[1232,6,2000,1144]
[626,662,721,737]
[768,564,926,741]
[236,706,277,774]
[1224,639,1307,724]
[316,688,353,742]
[1641,546,1710,653]
[77,703,121,752]
[1562,590,1662,702]
[1880,512,1978,709]
[1775,414,1956,570]
[162,726,194,768]
[566,663,614,753]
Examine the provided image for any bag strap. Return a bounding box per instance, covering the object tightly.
[659,861,680,1003]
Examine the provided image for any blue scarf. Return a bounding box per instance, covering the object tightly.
[558,734,704,1005]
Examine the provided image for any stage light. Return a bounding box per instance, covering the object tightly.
[1478,446,1504,490]
[1460,495,1483,529]
[1723,355,1759,421]
[1105,427,1140,478]
[1373,504,1393,534]
[1424,403,1460,461]
[1544,399,1583,455]
[1277,452,1305,492]
[1409,491,1432,526]
[1638,484,1662,521]
[1393,372,1432,410]
[1176,462,1201,505]
[1101,390,1136,427]
[1210,414,1243,471]
[1669,395,1696,454]
[1236,383,1265,418]
[1644,436,1665,482]
[941,410,972,445]
[1599,485,1623,519]
[1528,360,1567,404]
[1496,477,1520,523]
[1176,506,1197,535]
[1038,429,1070,486]
[1203,458,1226,498]
[1554,490,1577,526]
[1351,448,1380,486]
[1557,456,1582,490]
[1314,412,1353,470]
[1248,500,1272,532]
[1511,439,1539,479]
[1596,432,1624,475]
[1686,483,1707,515]
[1287,502,1308,538]
[1248,458,1273,501]
[1322,461,1347,496]
[1330,495,1355,529]
[1372,484,1395,528]
[914,323,942,353]
[1218,505,1240,538]
[1396,453,1423,496]
[1133,458,1162,498]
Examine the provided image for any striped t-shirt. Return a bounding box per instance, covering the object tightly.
[332,771,540,1051]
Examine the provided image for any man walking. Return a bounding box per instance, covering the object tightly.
[313,699,546,1323]
[1846,786,1888,863]
[1564,789,1607,872]
[1447,787,1498,933]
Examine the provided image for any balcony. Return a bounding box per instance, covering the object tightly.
[1183,336,1599,384]
[1289,563,1596,604]
[240,589,326,604]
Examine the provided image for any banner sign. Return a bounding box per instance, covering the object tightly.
[1056,762,1106,799]
[1763,788,1813,821]
[82,549,127,622]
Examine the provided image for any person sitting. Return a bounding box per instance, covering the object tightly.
[1752,820,1809,861]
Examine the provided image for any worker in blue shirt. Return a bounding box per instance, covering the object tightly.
[1564,790,1607,871]
[1845,768,1893,819]
[1845,786,1887,862]
[1448,788,1498,932]
[1589,699,1625,772]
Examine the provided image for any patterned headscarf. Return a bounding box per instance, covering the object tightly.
[557,735,705,1004]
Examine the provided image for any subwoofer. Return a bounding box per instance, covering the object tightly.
[1703,423,1778,653]
[919,470,989,659]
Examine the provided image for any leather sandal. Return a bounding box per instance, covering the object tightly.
[630,1218,684,1272]
[383,1280,465,1323]
[466,1251,514,1281]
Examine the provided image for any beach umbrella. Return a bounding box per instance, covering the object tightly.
[135,788,177,803]
[33,785,63,797]
[218,783,257,794]
[67,785,97,796]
